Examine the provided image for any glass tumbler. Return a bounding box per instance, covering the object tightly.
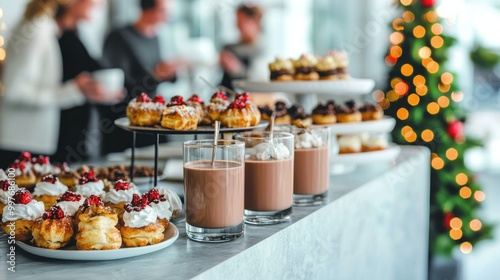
[183,139,245,242]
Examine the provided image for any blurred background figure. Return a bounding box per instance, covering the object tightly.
[219,4,264,91]
[0,0,118,166]
[100,0,179,154]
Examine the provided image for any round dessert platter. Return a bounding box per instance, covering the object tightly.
[115,118,268,135]
[16,224,179,261]
[233,79,376,95]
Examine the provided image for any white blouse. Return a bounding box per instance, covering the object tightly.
[0,16,86,154]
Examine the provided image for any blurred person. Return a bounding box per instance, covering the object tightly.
[0,0,119,167]
[100,0,178,154]
[219,4,264,91]
[219,4,287,106]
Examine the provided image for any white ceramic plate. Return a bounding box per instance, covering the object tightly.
[115,118,268,135]
[17,224,179,261]
[233,78,375,95]
[316,117,396,135]
[331,145,401,165]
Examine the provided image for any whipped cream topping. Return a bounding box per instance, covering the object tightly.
[128,99,165,111]
[104,188,140,204]
[207,102,229,112]
[2,200,45,222]
[295,131,324,149]
[362,136,389,149]
[156,187,182,214]
[75,181,105,197]
[149,200,172,220]
[251,141,291,160]
[294,53,318,67]
[0,169,8,180]
[0,184,19,204]
[123,206,158,228]
[338,135,361,151]
[269,57,294,71]
[163,105,198,118]
[316,56,337,71]
[33,163,56,176]
[329,51,349,67]
[32,181,68,197]
[56,200,84,216]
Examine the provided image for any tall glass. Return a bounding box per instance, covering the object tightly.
[235,132,294,225]
[292,127,330,206]
[183,140,245,242]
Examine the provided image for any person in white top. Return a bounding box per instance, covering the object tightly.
[0,0,118,167]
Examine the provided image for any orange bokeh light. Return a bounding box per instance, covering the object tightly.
[438,96,450,108]
[408,93,420,106]
[459,186,472,199]
[427,102,440,115]
[413,25,426,38]
[397,108,409,120]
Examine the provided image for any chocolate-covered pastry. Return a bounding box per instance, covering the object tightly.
[359,102,383,121]
[336,100,362,123]
[312,101,337,125]
[274,101,291,124]
[288,104,312,128]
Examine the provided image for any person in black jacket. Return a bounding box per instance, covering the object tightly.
[100,0,178,154]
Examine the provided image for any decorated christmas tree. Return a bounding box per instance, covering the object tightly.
[378,0,493,256]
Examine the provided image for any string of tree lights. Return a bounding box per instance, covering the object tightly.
[376,0,493,256]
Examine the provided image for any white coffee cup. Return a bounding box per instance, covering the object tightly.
[92,68,125,103]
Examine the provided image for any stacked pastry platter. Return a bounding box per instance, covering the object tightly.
[0,154,182,260]
[115,92,267,134]
[234,51,400,169]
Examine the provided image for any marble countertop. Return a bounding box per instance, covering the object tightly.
[0,146,429,280]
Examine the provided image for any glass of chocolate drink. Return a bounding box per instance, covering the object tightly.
[183,139,245,242]
[292,127,330,206]
[235,131,294,225]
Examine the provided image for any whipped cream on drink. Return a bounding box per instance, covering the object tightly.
[294,131,324,149]
[251,140,291,160]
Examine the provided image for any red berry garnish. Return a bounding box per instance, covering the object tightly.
[211,91,228,101]
[136,93,151,103]
[141,194,149,208]
[31,155,50,165]
[125,193,149,212]
[147,189,161,202]
[153,95,166,104]
[9,160,26,172]
[84,195,103,206]
[41,174,58,184]
[57,191,82,203]
[18,152,32,162]
[228,100,246,110]
[235,92,250,103]
[168,95,186,107]
[13,189,33,204]
[131,193,141,206]
[114,180,130,191]
[43,205,65,220]
[0,180,11,191]
[188,94,204,104]
[79,170,99,184]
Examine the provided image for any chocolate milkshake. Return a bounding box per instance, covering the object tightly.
[292,127,330,206]
[244,158,294,211]
[294,146,329,194]
[235,131,294,225]
[184,160,244,228]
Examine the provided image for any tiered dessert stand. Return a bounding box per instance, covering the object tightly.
[233,78,401,173]
[114,118,268,185]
